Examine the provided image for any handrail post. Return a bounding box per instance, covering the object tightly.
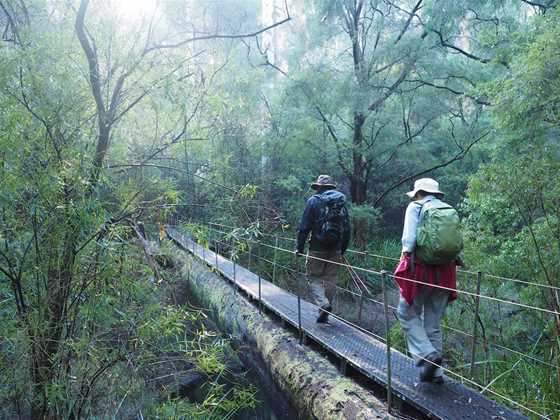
[248,244,252,271]
[257,238,262,278]
[233,259,237,296]
[258,274,262,314]
[296,254,303,344]
[381,270,392,412]
[470,271,483,378]
[214,239,219,270]
[358,290,364,325]
[272,236,279,284]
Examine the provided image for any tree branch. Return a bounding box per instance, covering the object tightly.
[520,0,556,12]
[128,219,162,282]
[368,58,414,112]
[107,163,240,193]
[0,0,22,45]
[373,131,489,206]
[143,15,291,54]
[314,105,351,176]
[75,0,106,120]
[406,78,492,106]
[431,28,509,68]
[394,0,423,44]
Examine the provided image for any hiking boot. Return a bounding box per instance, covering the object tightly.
[419,352,442,382]
[316,305,332,323]
[432,376,444,385]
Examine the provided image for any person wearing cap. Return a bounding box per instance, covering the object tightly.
[295,175,351,323]
[395,178,460,384]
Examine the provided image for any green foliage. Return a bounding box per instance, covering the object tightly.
[150,386,259,420]
[459,8,560,417]
[1,0,560,418]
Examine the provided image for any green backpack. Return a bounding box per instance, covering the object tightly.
[416,200,463,265]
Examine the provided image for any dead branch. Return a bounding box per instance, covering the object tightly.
[128,219,162,282]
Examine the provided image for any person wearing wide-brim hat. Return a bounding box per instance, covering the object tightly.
[310,174,337,190]
[405,177,444,199]
[295,175,351,323]
[394,178,462,385]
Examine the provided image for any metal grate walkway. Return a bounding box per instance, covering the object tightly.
[167,228,527,420]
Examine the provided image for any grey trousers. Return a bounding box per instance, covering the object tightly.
[397,287,450,378]
[306,250,342,308]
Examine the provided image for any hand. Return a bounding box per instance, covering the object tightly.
[400,251,411,261]
[455,256,465,267]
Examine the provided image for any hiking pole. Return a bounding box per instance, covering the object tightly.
[345,262,362,291]
[345,256,367,290]
[342,256,360,289]
[342,259,369,326]
[343,256,370,294]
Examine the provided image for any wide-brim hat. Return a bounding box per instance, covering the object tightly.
[311,174,336,190]
[406,178,444,198]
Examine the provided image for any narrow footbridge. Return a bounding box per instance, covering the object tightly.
[167,227,528,420]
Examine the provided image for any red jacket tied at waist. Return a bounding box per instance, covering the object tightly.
[393,255,458,305]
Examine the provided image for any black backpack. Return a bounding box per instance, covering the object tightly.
[315,193,349,246]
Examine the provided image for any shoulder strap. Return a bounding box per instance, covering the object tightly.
[413,201,426,224]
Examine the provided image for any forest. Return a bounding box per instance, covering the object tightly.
[0,0,559,419]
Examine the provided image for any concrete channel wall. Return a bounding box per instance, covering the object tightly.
[175,249,393,420]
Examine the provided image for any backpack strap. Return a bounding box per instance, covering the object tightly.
[412,199,430,267]
[416,196,436,223]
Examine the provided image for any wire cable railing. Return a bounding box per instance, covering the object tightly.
[207,225,559,371]
[196,238,388,344]
[186,228,551,419]
[202,223,560,317]
[168,219,557,418]
[205,221,560,293]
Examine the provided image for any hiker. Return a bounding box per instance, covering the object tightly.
[394,178,463,384]
[295,175,351,323]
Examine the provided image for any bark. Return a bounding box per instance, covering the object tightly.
[343,2,415,247]
[350,112,368,247]
[345,3,369,248]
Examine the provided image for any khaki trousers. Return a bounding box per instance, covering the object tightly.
[306,250,342,308]
[397,287,450,378]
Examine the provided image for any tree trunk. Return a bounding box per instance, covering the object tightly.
[350,112,368,248]
[31,227,77,418]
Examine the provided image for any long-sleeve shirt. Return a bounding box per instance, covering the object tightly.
[401,195,440,253]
